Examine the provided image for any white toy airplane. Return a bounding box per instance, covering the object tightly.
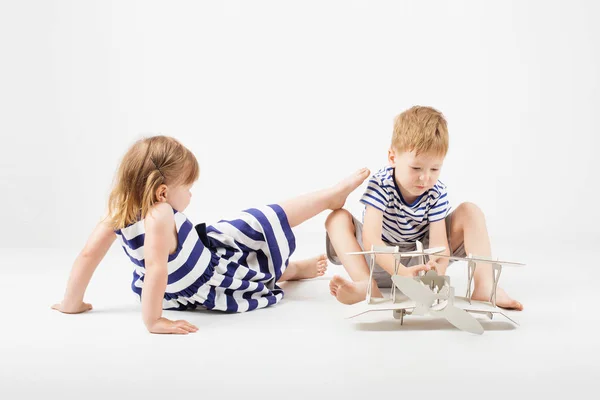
[345,241,524,335]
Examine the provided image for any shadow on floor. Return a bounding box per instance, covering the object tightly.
[353,316,517,332]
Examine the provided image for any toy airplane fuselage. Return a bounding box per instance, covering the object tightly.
[345,241,524,335]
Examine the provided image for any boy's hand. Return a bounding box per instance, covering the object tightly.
[51,301,93,314]
[147,317,198,335]
[405,264,431,277]
[427,259,441,270]
[426,258,448,275]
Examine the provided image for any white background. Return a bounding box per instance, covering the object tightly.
[1,2,599,399]
[1,0,598,250]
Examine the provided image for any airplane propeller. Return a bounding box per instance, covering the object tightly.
[391,275,438,305]
[391,275,484,335]
[430,307,484,335]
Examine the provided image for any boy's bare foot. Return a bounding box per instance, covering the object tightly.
[472,286,523,311]
[329,275,370,305]
[280,254,328,281]
[328,168,370,210]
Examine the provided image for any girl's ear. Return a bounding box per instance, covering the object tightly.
[155,184,168,202]
[388,148,396,167]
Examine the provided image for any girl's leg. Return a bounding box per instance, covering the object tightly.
[447,202,523,310]
[279,168,370,228]
[276,168,369,284]
[326,209,383,304]
[279,255,328,281]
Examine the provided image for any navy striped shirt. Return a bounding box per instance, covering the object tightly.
[360,167,451,243]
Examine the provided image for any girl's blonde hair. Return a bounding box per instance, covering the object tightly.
[107,135,199,229]
[392,106,449,156]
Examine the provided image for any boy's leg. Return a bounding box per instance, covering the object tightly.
[278,168,369,228]
[447,202,523,310]
[325,209,384,305]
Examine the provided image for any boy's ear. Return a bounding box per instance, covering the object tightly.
[388,148,396,166]
[155,184,168,202]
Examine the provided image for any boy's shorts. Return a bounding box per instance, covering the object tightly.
[325,212,466,288]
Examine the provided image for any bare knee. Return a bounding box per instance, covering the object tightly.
[325,208,354,232]
[454,202,486,226]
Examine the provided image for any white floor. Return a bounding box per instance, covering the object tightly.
[0,235,597,400]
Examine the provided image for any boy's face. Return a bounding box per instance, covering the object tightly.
[388,148,445,200]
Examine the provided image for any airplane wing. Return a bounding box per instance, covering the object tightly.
[452,297,520,325]
[346,249,524,266]
[346,247,446,257]
[441,255,525,266]
[398,246,446,256]
[346,297,416,319]
[346,248,398,255]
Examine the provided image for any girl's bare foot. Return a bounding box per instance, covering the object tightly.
[329,275,371,305]
[472,286,523,310]
[280,254,328,281]
[328,168,370,210]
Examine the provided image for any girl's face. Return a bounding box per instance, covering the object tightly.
[165,183,193,212]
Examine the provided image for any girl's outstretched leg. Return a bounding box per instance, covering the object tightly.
[279,254,328,281]
[279,168,370,228]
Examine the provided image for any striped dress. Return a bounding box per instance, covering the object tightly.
[114,204,295,312]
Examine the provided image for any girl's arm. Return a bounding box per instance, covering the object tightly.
[52,219,116,314]
[142,203,198,335]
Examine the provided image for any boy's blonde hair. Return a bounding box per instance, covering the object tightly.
[392,106,449,156]
[107,135,199,229]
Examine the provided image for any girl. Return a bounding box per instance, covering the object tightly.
[52,135,370,334]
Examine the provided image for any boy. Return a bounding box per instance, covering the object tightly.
[325,106,522,310]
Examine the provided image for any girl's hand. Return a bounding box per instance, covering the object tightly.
[51,301,93,314]
[147,317,198,335]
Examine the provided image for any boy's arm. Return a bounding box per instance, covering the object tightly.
[427,219,451,275]
[142,203,198,335]
[52,219,116,314]
[362,206,430,277]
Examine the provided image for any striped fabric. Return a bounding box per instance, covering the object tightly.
[360,167,451,243]
[114,204,296,312]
